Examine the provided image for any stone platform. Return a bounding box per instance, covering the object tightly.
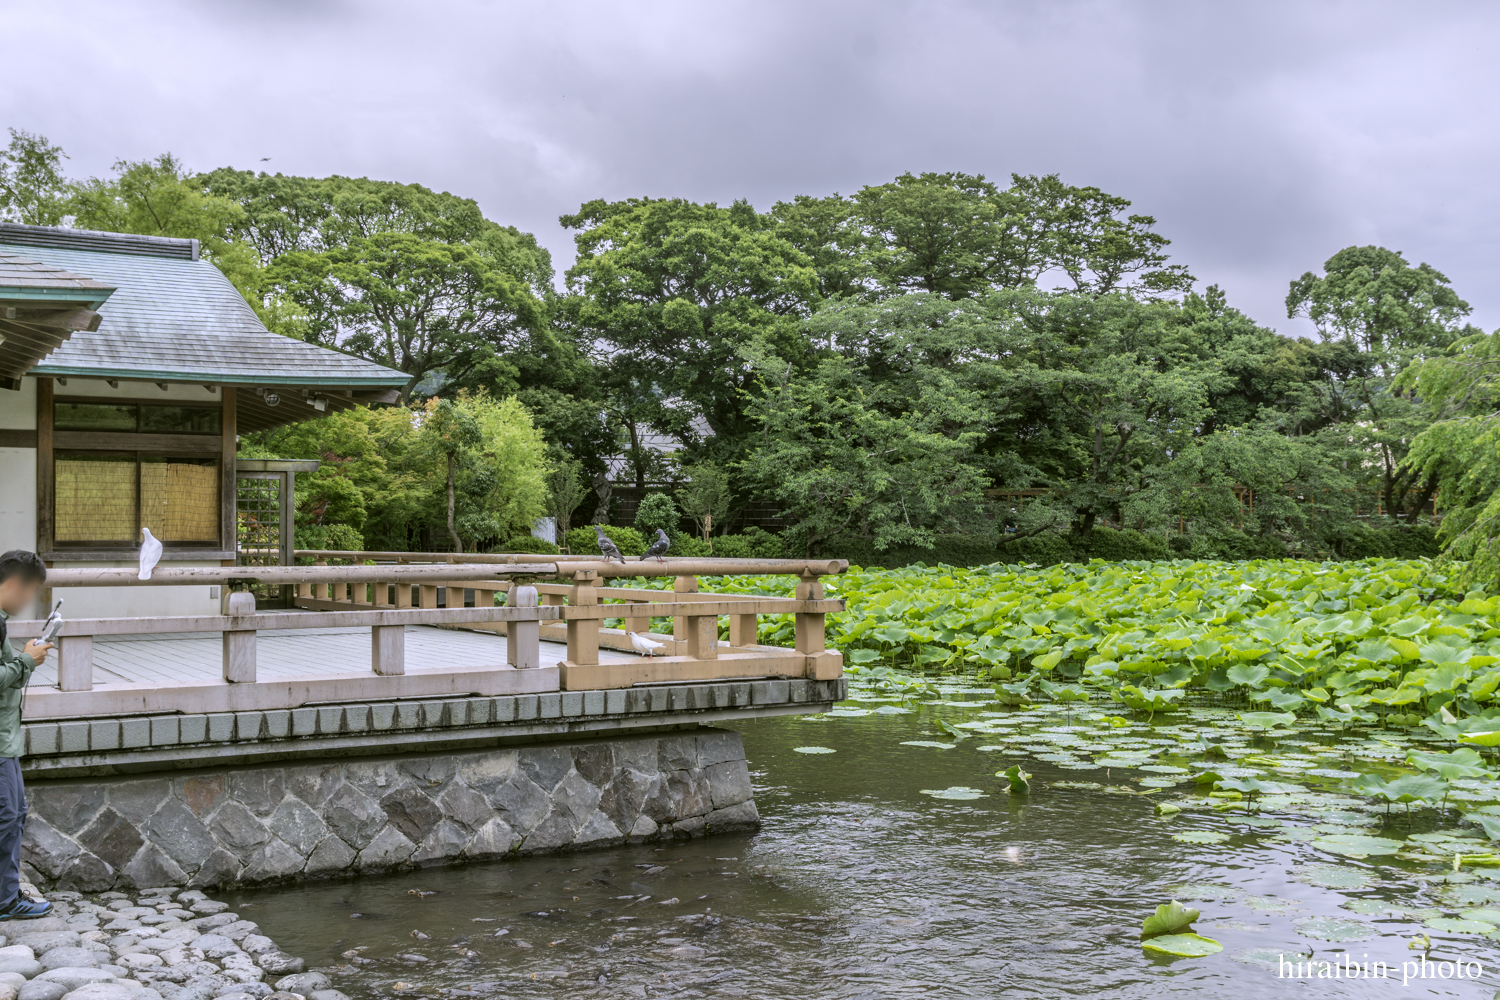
[22,731,760,894]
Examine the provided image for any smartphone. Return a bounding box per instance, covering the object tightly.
[38,599,63,644]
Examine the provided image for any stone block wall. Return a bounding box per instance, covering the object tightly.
[20,730,758,893]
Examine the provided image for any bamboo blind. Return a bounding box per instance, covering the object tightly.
[55,457,219,543]
[55,458,135,542]
[142,461,219,541]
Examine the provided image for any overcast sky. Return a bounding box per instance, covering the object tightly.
[5,0,1498,336]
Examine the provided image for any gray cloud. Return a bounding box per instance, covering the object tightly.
[5,0,1497,334]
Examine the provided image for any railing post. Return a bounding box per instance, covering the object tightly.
[795,572,841,679]
[56,635,94,692]
[396,582,413,608]
[475,586,496,609]
[685,613,717,660]
[507,585,539,669]
[566,570,599,666]
[222,590,257,683]
[372,624,405,675]
[315,558,327,600]
[420,585,439,610]
[672,575,697,652]
[729,612,758,647]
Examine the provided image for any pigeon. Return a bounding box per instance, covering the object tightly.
[628,631,666,657]
[593,524,625,564]
[138,527,163,580]
[641,528,670,563]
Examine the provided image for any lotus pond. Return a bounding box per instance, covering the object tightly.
[227,558,1500,997]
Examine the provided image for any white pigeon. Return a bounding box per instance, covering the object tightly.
[138,527,163,580]
[627,631,666,658]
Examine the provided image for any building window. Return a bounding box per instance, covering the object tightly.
[55,401,220,435]
[54,452,219,544]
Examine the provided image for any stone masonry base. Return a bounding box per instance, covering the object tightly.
[20,730,758,893]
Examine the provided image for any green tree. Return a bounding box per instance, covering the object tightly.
[268,233,547,400]
[0,128,70,225]
[744,353,992,555]
[559,197,819,469]
[417,397,482,551]
[546,453,586,546]
[823,171,1193,300]
[1286,246,1479,520]
[1402,329,1500,588]
[676,463,732,549]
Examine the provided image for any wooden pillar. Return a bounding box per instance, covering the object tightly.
[219,387,236,556]
[672,575,698,650]
[56,635,93,692]
[508,585,540,668]
[795,572,826,654]
[372,624,405,675]
[566,570,599,666]
[474,587,496,609]
[729,612,758,647]
[685,614,717,660]
[222,590,257,683]
[396,582,413,608]
[419,585,439,609]
[36,377,53,556]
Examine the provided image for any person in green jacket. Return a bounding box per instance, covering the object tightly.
[0,551,53,919]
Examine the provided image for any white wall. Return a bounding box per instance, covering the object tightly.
[0,378,37,429]
[0,449,37,554]
[51,560,223,620]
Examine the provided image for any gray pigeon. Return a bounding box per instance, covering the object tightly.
[641,528,670,563]
[594,524,625,563]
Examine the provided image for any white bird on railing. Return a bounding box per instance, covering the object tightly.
[138,527,163,580]
[627,631,666,657]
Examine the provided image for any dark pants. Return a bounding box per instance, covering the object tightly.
[0,758,25,908]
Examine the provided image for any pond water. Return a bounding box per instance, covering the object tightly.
[225,691,1500,999]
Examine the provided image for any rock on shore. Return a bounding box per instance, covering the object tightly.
[0,885,333,1000]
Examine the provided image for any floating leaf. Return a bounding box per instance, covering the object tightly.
[1293,865,1375,890]
[1312,834,1404,857]
[1141,933,1223,957]
[1425,916,1497,934]
[792,746,836,754]
[1238,711,1297,729]
[1293,915,1374,942]
[919,786,985,800]
[1173,831,1230,845]
[899,741,956,749]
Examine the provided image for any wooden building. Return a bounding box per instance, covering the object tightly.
[0,223,408,617]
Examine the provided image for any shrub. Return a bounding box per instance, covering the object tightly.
[634,492,680,539]
[295,523,364,552]
[1339,524,1439,560]
[713,527,787,559]
[565,524,646,557]
[671,535,710,557]
[494,536,559,555]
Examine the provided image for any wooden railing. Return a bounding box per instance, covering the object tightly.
[18,564,559,720]
[24,556,845,716]
[291,551,847,690]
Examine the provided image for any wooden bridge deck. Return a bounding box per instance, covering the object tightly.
[27,617,636,690]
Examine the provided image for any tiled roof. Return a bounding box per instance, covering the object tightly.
[0,253,116,304]
[0,226,407,388]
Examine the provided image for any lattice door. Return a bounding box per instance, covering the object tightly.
[237,472,290,602]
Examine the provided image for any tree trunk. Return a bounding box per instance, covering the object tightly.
[591,470,613,524]
[446,456,463,553]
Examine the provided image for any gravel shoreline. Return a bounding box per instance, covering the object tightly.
[0,883,339,1000]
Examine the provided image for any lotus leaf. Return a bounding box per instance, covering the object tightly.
[1312,834,1404,856]
[1141,933,1223,957]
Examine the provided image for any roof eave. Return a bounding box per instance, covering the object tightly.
[0,285,115,310]
[27,365,410,388]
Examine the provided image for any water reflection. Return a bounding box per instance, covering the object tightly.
[227,711,1500,998]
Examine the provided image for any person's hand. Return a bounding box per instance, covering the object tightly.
[23,640,52,664]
